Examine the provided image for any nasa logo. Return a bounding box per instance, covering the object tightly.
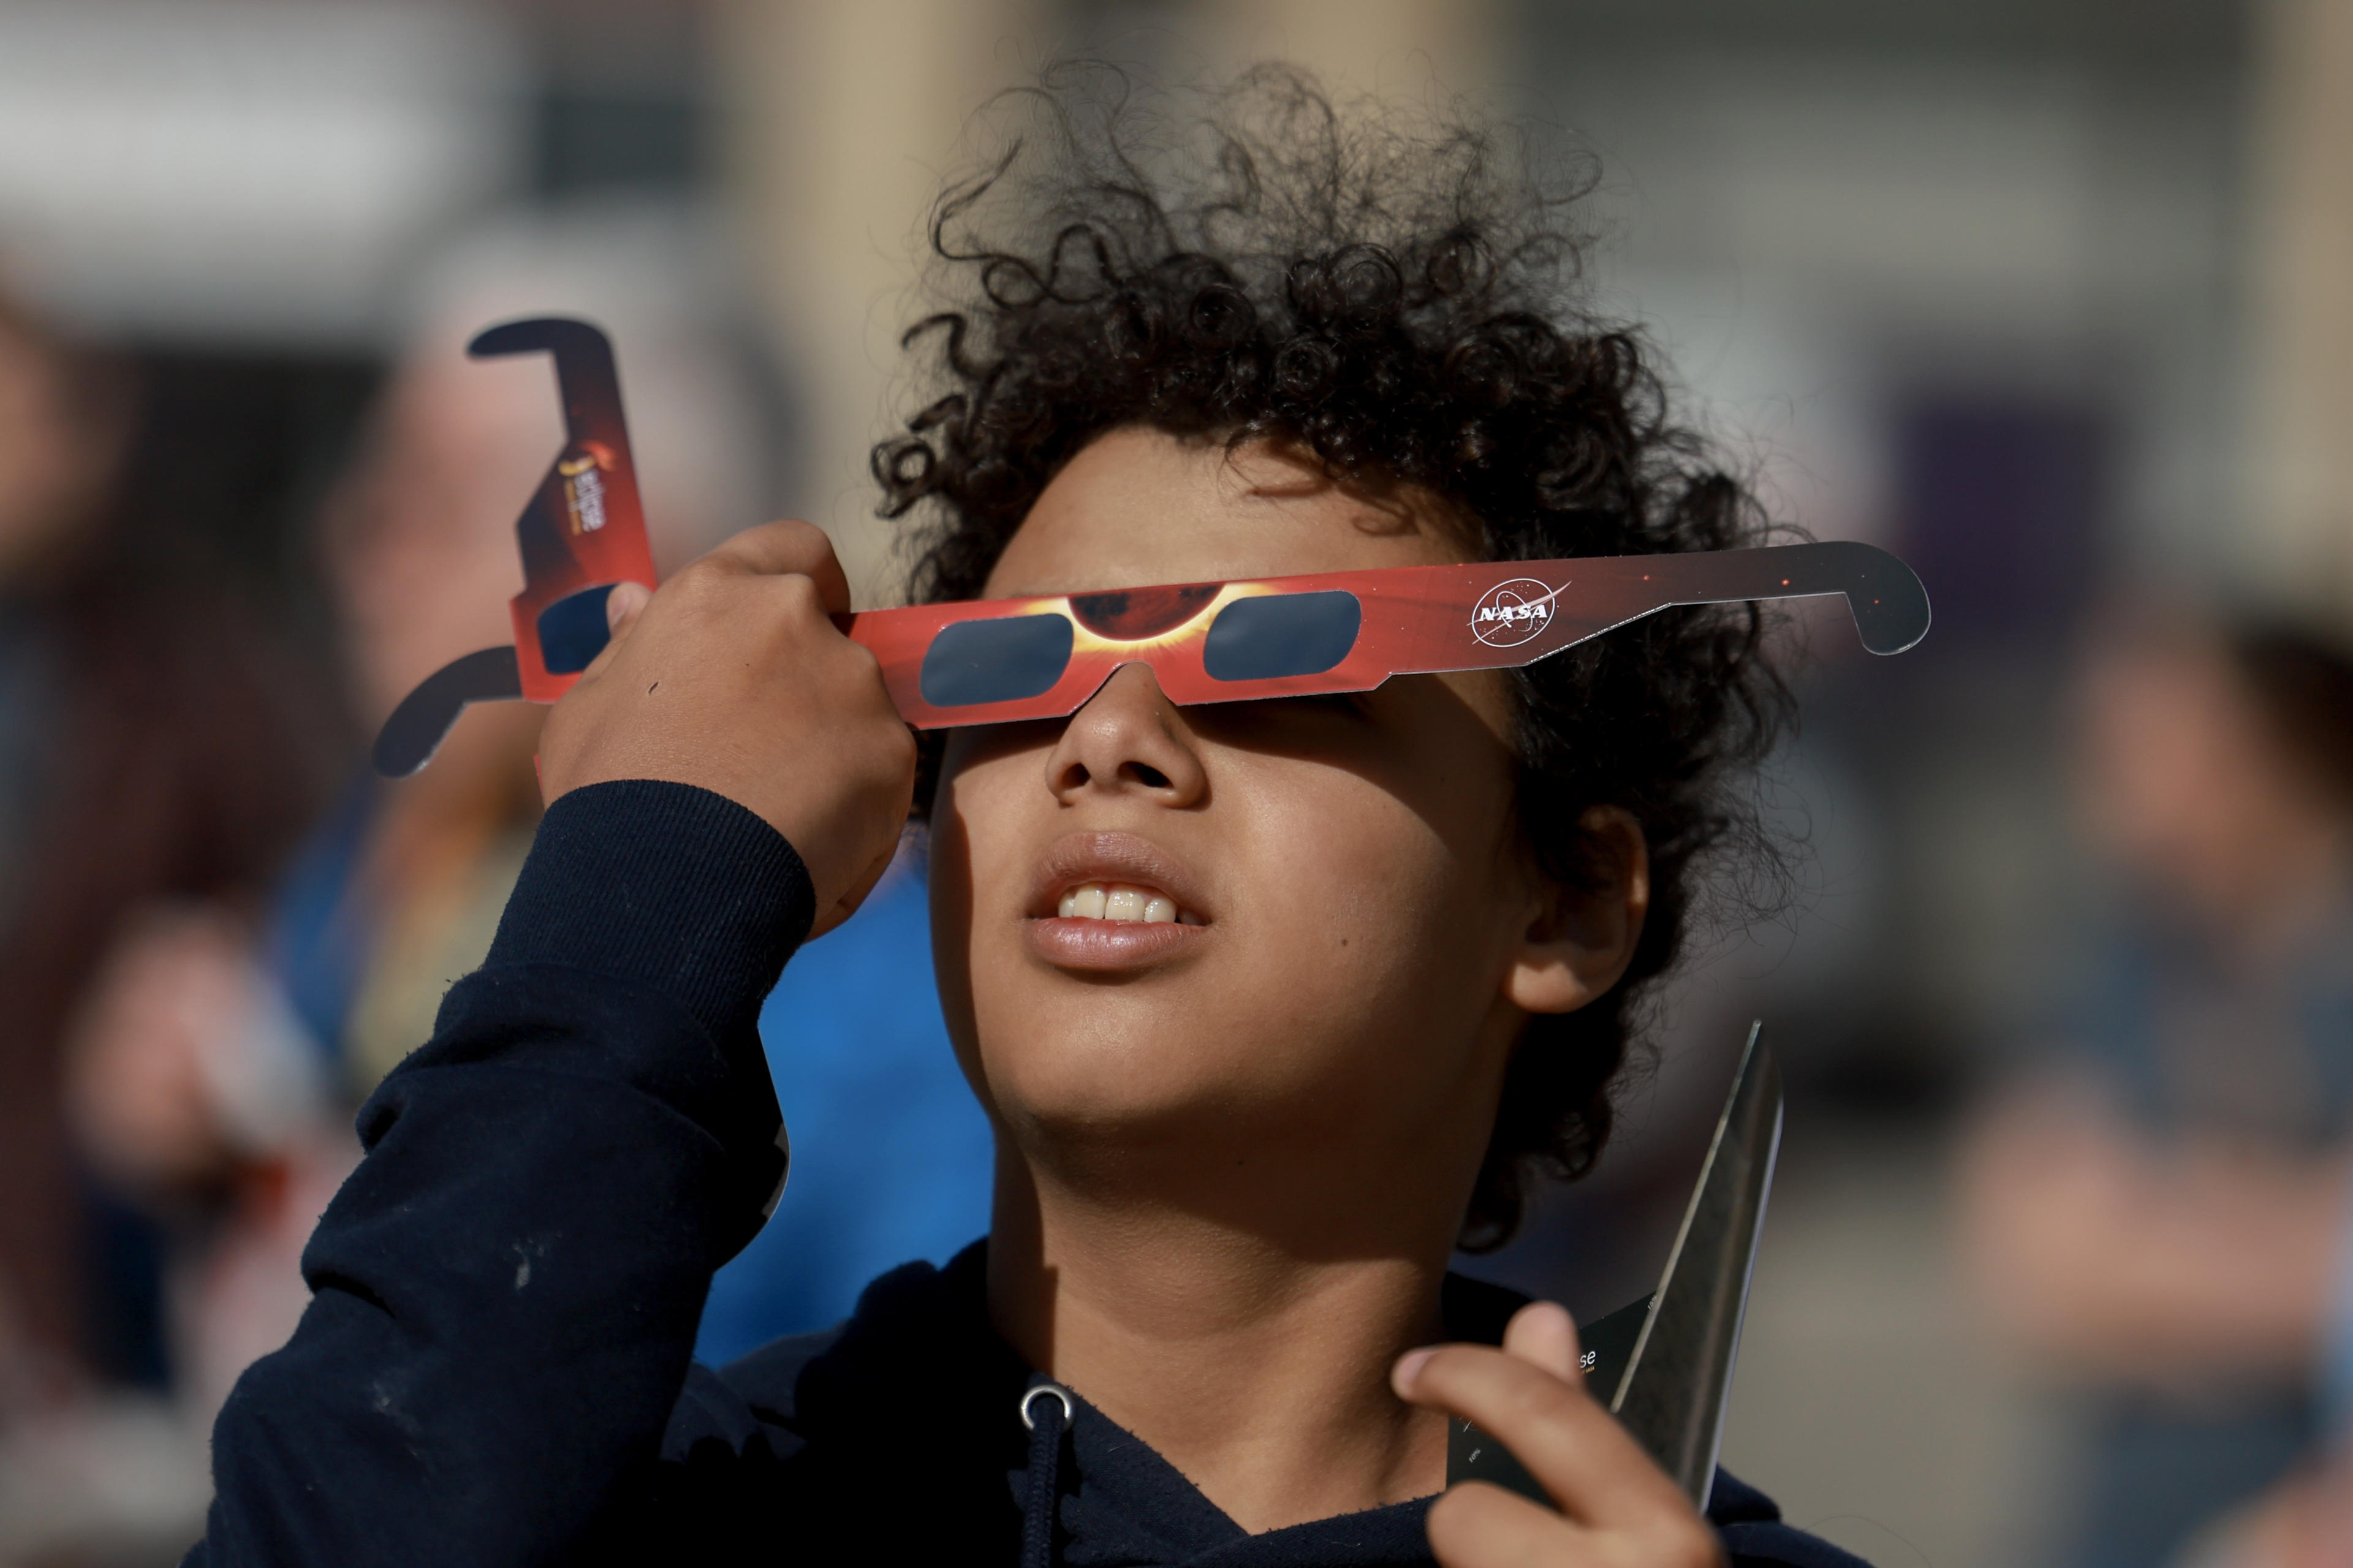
[1469,578,1558,648]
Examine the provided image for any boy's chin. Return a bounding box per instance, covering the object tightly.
[988,1053,1303,1149]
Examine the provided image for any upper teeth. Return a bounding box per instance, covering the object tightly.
[1058,882,1183,923]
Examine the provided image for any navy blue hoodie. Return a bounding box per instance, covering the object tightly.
[186,781,1866,1567]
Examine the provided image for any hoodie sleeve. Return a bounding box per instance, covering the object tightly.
[186,780,814,1568]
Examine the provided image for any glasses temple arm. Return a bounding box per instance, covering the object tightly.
[468,317,621,448]
[371,646,524,778]
[1639,540,1930,655]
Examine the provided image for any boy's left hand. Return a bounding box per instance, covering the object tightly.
[1393,1302,1726,1568]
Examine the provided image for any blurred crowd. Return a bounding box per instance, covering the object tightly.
[7,2,2353,1567]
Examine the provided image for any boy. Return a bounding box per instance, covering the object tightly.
[192,73,1863,1567]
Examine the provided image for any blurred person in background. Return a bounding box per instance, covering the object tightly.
[0,293,131,1381]
[0,286,343,1558]
[55,257,567,1439]
[59,203,783,1425]
[2160,1218,2353,1568]
[1959,608,2353,1568]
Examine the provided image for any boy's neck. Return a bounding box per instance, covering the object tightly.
[983,1146,1465,1535]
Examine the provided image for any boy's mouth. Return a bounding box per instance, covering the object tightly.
[1026,833,1213,971]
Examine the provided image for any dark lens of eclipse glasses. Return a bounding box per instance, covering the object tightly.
[537,585,618,674]
[1202,591,1361,681]
[920,614,1075,707]
[916,590,1365,708]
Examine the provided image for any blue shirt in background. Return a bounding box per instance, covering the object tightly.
[695,848,995,1362]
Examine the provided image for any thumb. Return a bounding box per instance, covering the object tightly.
[1501,1301,1583,1384]
[605,579,653,638]
[577,580,654,683]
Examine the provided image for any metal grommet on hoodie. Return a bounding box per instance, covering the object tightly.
[1018,1382,1077,1567]
[1020,1382,1075,1433]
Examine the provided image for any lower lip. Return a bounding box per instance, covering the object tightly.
[1025,917,1208,971]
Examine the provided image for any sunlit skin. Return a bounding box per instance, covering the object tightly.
[926,428,1642,1531]
[543,426,1721,1564]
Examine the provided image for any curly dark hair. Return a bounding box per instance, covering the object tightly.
[875,66,1792,1249]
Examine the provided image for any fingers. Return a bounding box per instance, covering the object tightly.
[1396,1340,1691,1531]
[578,520,844,690]
[1403,1334,1722,1567]
[699,519,852,615]
[1502,1300,1582,1382]
[536,513,913,919]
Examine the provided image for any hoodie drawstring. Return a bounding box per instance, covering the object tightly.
[1019,1381,1075,1568]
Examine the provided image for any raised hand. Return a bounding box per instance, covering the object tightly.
[536,520,917,937]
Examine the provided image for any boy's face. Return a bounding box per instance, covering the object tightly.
[930,428,1616,1207]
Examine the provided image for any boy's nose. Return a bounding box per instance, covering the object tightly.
[1044,662,1207,807]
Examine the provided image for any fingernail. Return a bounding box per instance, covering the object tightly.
[1393,1347,1437,1390]
[605,581,648,631]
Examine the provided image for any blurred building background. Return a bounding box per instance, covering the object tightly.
[0,0,2347,1564]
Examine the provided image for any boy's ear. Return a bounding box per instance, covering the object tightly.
[1504,806,1650,1016]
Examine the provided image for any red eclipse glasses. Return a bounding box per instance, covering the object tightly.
[853,543,1927,729]
[374,317,1931,778]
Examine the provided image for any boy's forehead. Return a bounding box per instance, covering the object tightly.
[983,427,1469,599]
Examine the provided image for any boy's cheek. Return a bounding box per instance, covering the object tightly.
[968,867,1495,1129]
[924,745,1074,1058]
[926,750,1041,932]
